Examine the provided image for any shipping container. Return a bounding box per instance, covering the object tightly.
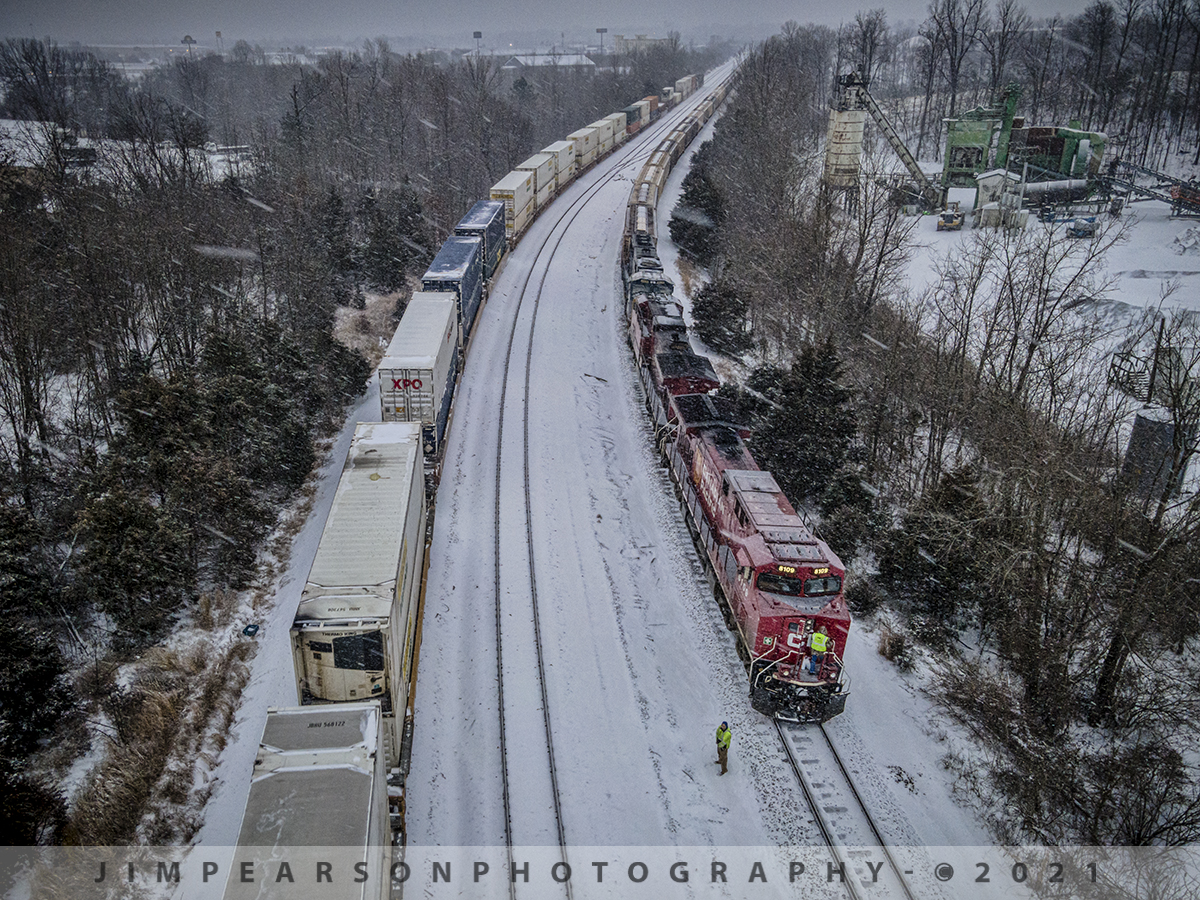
[223,703,392,900]
[290,423,426,768]
[542,140,576,190]
[454,199,506,277]
[637,99,652,127]
[568,126,598,169]
[379,295,459,457]
[622,105,643,136]
[588,118,614,155]
[605,112,628,146]
[516,152,557,197]
[491,169,536,239]
[422,235,484,340]
[675,75,697,98]
[641,95,660,120]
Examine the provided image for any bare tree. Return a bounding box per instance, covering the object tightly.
[927,0,987,117]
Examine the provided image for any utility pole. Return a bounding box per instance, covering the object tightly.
[596,27,607,55]
[473,31,482,56]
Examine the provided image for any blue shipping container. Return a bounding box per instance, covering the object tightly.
[422,236,484,340]
[454,200,507,278]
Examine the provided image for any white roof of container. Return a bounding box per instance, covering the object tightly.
[299,422,421,621]
[567,126,597,137]
[543,140,574,152]
[517,152,555,171]
[381,295,455,369]
[493,169,534,192]
[234,704,381,848]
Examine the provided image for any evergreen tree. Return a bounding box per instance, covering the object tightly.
[692,278,751,354]
[669,140,724,264]
[752,340,857,503]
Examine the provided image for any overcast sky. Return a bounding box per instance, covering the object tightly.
[0,0,1083,51]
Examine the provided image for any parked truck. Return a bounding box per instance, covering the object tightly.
[290,422,426,767]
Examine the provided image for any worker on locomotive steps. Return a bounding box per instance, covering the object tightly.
[715,722,732,775]
[808,626,830,675]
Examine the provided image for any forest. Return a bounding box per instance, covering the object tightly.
[0,34,727,844]
[674,0,1200,847]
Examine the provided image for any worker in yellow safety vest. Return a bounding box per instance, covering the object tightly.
[808,626,830,675]
[715,722,732,775]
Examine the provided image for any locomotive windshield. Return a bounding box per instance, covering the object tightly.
[756,572,843,598]
[756,572,804,596]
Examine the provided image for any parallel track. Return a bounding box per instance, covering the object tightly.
[486,83,733,896]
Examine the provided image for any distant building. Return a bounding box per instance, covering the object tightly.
[500,54,596,85]
[613,34,672,54]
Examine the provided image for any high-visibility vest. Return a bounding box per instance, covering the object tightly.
[716,726,731,749]
[810,632,829,653]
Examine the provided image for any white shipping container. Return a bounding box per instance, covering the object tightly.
[542,140,576,189]
[510,198,534,237]
[379,295,458,454]
[290,422,425,768]
[636,100,652,127]
[588,118,614,146]
[224,704,392,900]
[516,152,556,195]
[605,112,628,145]
[490,169,535,230]
[567,127,597,169]
[534,182,553,210]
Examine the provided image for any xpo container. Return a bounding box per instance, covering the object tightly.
[379,295,459,456]
[516,152,557,210]
[567,126,598,170]
[605,112,628,146]
[290,422,425,767]
[224,703,392,900]
[542,140,576,190]
[491,169,535,240]
[454,200,506,277]
[422,235,484,341]
[588,118,615,155]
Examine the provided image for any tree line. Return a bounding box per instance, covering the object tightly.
[0,35,728,844]
[673,10,1200,850]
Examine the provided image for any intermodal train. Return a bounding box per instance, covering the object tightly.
[224,73,716,880]
[621,84,852,723]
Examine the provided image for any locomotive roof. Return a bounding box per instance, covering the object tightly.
[672,393,747,434]
[724,469,825,561]
[655,351,718,382]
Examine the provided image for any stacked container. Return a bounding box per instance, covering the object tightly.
[454,199,506,277]
[516,152,557,211]
[641,95,660,121]
[223,704,392,900]
[567,126,598,171]
[623,105,643,136]
[490,169,535,240]
[637,99,652,128]
[379,294,459,456]
[422,235,484,341]
[588,118,615,156]
[542,140,576,190]
[290,422,425,769]
[605,111,628,146]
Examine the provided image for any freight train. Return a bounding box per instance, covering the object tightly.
[621,84,852,723]
[223,74,716,879]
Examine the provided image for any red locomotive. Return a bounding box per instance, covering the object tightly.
[622,79,850,721]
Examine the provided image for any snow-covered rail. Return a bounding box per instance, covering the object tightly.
[777,722,924,900]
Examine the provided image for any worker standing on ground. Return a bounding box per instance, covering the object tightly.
[715,721,732,775]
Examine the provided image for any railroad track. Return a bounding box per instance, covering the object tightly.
[777,721,934,900]
[485,83,735,897]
